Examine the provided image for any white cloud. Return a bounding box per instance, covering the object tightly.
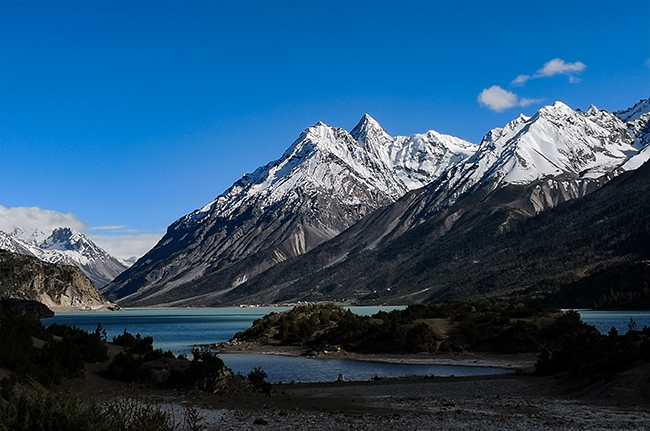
[477,86,518,112]
[86,232,163,261]
[0,205,86,236]
[477,86,543,112]
[481,58,584,111]
[510,58,587,88]
[0,206,163,260]
[511,74,531,86]
[535,58,586,78]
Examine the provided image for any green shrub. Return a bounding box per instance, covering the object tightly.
[247,366,271,395]
[47,322,109,363]
[113,330,156,355]
[107,352,151,383]
[183,349,229,392]
[0,390,113,431]
[0,389,206,431]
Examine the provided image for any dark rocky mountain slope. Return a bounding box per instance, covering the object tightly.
[221,159,650,309]
[0,250,112,310]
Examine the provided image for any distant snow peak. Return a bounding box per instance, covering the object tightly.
[0,226,127,288]
[43,227,84,250]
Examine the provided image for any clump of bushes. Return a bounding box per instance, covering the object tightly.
[0,304,108,387]
[0,389,206,431]
[112,329,173,361]
[107,351,152,383]
[247,366,271,395]
[105,340,237,393]
[236,302,561,354]
[234,304,346,345]
[534,311,650,381]
[107,329,177,383]
[170,348,231,392]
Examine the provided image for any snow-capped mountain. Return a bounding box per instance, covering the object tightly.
[204,97,650,306]
[0,227,128,288]
[410,99,650,221]
[105,97,650,307]
[309,99,650,251]
[103,114,476,304]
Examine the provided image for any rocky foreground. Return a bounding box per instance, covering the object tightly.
[145,367,650,431]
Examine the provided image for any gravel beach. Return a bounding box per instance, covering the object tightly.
[187,374,650,430]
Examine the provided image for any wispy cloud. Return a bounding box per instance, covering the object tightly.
[535,58,586,78]
[477,86,542,113]
[480,57,585,112]
[511,74,532,86]
[89,225,127,231]
[0,206,162,260]
[511,58,586,86]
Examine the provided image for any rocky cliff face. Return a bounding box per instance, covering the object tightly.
[0,250,112,310]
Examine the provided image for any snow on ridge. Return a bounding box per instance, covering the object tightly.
[175,115,477,231]
[0,226,127,287]
[418,99,650,217]
[615,97,650,122]
[479,100,645,185]
[175,98,649,234]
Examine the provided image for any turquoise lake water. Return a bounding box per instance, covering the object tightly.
[41,307,650,383]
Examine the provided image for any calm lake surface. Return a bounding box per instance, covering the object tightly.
[574,310,650,334]
[41,307,650,383]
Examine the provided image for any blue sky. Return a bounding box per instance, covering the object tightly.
[1,0,649,259]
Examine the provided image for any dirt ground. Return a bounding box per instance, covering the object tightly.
[130,371,650,431]
[66,345,650,431]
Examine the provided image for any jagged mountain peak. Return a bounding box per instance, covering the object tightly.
[415,99,649,222]
[350,113,388,144]
[44,227,86,249]
[615,97,650,122]
[482,113,531,147]
[538,100,574,115]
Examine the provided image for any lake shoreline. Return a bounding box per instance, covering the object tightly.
[211,340,538,371]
